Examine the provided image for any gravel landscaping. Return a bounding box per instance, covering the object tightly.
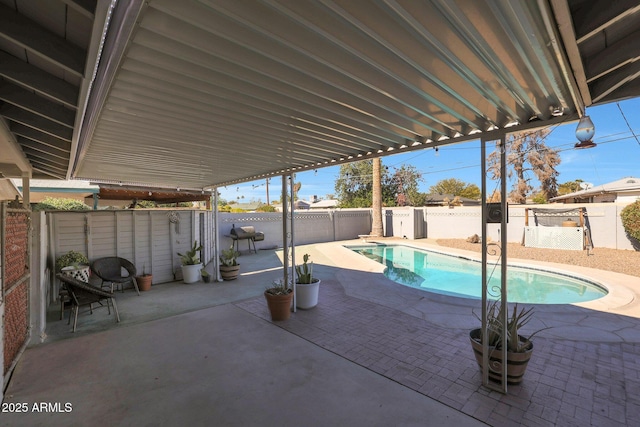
[436,238,640,278]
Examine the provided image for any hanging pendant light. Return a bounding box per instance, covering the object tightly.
[574,115,596,149]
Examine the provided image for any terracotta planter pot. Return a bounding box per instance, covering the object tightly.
[264,290,293,321]
[295,279,320,309]
[469,328,533,385]
[220,264,240,281]
[136,275,152,291]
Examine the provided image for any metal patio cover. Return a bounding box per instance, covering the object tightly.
[1,0,639,190]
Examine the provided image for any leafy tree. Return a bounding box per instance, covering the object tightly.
[429,178,480,200]
[336,160,426,208]
[334,160,394,208]
[33,197,90,211]
[558,179,584,196]
[487,129,560,203]
[391,165,425,206]
[531,192,548,204]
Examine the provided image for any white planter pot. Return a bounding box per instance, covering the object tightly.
[181,263,203,284]
[296,279,320,309]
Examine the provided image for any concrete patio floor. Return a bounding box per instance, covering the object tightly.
[4,239,640,425]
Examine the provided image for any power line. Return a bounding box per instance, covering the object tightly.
[617,102,640,147]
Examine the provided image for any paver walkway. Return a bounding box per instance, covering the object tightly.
[236,279,640,426]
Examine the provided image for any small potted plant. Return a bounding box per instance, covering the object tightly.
[469,300,544,385]
[201,268,212,283]
[55,250,90,281]
[136,263,153,291]
[264,279,293,321]
[295,253,320,309]
[219,247,240,281]
[177,241,203,284]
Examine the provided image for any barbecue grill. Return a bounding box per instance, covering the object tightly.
[229,225,264,253]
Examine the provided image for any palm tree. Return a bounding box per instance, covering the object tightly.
[371,157,383,237]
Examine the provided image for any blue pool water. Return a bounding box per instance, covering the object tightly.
[348,244,607,304]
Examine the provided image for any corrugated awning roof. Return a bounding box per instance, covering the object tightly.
[1,0,640,189]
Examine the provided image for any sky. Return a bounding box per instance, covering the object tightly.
[218,97,640,204]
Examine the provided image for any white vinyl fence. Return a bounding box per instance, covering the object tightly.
[41,203,634,295]
[45,210,215,297]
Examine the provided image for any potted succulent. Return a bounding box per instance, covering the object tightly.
[201,268,212,283]
[295,253,320,309]
[219,247,240,281]
[177,241,203,284]
[469,300,543,385]
[264,279,293,321]
[136,263,153,291]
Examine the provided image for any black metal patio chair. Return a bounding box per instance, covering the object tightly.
[91,257,140,295]
[57,274,120,332]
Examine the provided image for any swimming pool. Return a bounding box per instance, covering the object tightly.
[348,244,608,304]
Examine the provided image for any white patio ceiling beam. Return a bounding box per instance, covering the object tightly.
[0,51,79,108]
[0,3,86,77]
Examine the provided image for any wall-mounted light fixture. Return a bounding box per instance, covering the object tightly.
[574,115,596,149]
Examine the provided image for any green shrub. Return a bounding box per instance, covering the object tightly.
[531,192,548,204]
[621,200,640,242]
[34,197,90,211]
[256,204,276,212]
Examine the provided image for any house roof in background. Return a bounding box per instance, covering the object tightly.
[550,177,640,201]
[309,199,339,209]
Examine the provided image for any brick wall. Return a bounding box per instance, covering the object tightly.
[5,211,29,289]
[3,209,30,375]
[3,282,28,373]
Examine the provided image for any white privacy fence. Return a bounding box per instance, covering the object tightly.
[44,210,216,296]
[41,203,635,292]
[217,209,372,249]
[383,204,633,251]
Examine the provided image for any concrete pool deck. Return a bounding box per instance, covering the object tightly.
[4,239,640,425]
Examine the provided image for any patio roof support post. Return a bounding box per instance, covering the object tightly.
[213,187,221,282]
[480,134,508,394]
[480,138,489,389]
[498,133,508,394]
[281,175,289,289]
[289,173,296,312]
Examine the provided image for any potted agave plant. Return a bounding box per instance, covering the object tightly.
[264,279,293,321]
[469,300,543,385]
[295,253,320,309]
[219,247,240,280]
[177,241,203,284]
